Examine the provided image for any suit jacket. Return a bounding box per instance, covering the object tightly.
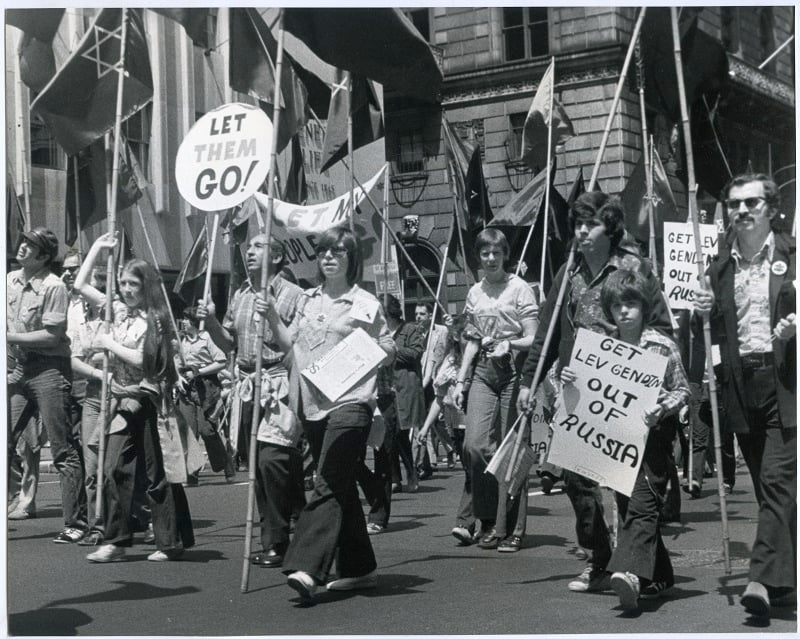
[706,231,796,432]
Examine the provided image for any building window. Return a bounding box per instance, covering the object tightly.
[721,7,740,54]
[123,104,151,177]
[395,132,425,174]
[506,112,527,161]
[503,7,548,62]
[405,9,430,42]
[30,113,63,169]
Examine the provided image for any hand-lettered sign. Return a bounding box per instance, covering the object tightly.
[662,222,719,310]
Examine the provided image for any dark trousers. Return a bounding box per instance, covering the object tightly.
[734,366,796,591]
[283,403,376,583]
[254,442,305,551]
[8,360,86,529]
[687,386,736,488]
[176,377,230,473]
[564,470,612,569]
[356,395,395,528]
[607,426,675,583]
[102,399,194,551]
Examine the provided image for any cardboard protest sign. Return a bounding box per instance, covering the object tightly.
[372,262,401,295]
[175,103,273,211]
[548,328,668,496]
[528,385,551,464]
[255,165,386,283]
[663,221,719,310]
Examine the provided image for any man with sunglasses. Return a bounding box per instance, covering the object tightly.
[694,173,796,618]
[7,227,88,543]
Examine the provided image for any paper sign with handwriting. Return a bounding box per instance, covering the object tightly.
[548,328,667,496]
[663,222,719,310]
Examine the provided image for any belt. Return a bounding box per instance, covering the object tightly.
[238,359,283,374]
[740,351,774,369]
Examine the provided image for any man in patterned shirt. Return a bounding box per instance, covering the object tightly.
[695,173,796,618]
[198,234,305,568]
[7,227,87,543]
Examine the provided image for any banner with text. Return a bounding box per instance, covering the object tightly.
[255,165,386,284]
[663,222,719,310]
[548,328,667,496]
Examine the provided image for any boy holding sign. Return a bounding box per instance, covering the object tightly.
[560,270,689,611]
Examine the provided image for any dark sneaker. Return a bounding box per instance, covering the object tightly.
[640,579,674,599]
[53,527,85,544]
[497,535,522,553]
[77,531,104,546]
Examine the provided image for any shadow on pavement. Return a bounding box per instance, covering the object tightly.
[10,607,93,635]
[524,533,570,549]
[44,580,200,607]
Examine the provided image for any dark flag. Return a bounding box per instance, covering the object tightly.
[283,8,443,103]
[6,8,65,43]
[466,145,493,230]
[442,117,474,229]
[283,134,308,205]
[221,197,258,246]
[229,8,330,152]
[116,223,135,277]
[6,175,26,257]
[520,59,575,172]
[446,212,478,282]
[320,71,384,173]
[174,221,209,304]
[30,8,153,156]
[18,34,57,94]
[688,97,733,199]
[621,148,681,244]
[65,136,143,246]
[491,165,551,227]
[151,8,210,49]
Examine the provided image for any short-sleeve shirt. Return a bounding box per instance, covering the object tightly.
[109,300,147,386]
[463,273,538,341]
[224,275,303,370]
[7,267,71,360]
[181,330,227,371]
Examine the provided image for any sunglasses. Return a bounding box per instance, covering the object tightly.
[725,196,765,211]
[315,246,348,259]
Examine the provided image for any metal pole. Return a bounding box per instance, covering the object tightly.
[242,9,285,594]
[588,7,647,191]
[671,7,730,574]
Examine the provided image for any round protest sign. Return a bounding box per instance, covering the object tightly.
[175,103,273,211]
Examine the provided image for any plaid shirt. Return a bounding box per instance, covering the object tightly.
[638,327,690,417]
[223,274,303,371]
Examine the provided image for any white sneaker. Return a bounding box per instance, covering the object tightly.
[147,549,183,562]
[610,571,641,610]
[326,570,378,591]
[87,544,125,563]
[287,571,317,599]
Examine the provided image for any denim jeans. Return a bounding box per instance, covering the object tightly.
[463,356,527,538]
[8,360,87,529]
[81,392,103,532]
[283,403,376,583]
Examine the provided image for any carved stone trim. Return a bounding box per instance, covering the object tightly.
[727,57,794,107]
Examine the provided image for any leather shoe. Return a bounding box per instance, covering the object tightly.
[252,546,285,567]
[477,529,499,550]
[741,581,770,617]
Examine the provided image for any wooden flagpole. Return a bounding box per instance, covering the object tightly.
[635,34,657,269]
[96,8,130,520]
[73,157,84,258]
[646,138,657,272]
[588,7,646,190]
[381,163,390,308]
[423,211,456,375]
[14,51,31,230]
[241,9,285,594]
[670,6,730,574]
[199,211,220,332]
[347,72,356,233]
[535,57,555,295]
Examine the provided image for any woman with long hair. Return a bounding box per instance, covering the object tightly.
[261,226,395,600]
[73,233,194,562]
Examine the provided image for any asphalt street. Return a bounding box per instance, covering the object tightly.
[5,458,796,636]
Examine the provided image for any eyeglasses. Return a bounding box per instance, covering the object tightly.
[725,196,765,211]
[315,246,348,259]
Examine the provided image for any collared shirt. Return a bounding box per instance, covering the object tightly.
[7,267,71,360]
[66,292,89,347]
[421,322,448,380]
[731,232,774,355]
[109,300,147,386]
[180,330,227,372]
[463,273,538,341]
[289,284,395,421]
[636,328,690,417]
[223,274,303,370]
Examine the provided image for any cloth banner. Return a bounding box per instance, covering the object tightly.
[548,329,668,496]
[254,165,386,284]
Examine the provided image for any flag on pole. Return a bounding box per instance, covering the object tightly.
[283,134,308,205]
[621,148,680,244]
[6,8,65,43]
[30,8,153,156]
[151,8,210,49]
[221,197,257,245]
[6,175,26,257]
[229,8,330,152]
[520,60,575,172]
[442,117,474,230]
[116,223,135,277]
[65,136,143,246]
[320,71,384,173]
[18,34,57,94]
[466,145,493,229]
[283,8,443,103]
[491,165,551,227]
[174,221,209,304]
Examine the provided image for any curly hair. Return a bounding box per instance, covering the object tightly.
[120,259,177,385]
